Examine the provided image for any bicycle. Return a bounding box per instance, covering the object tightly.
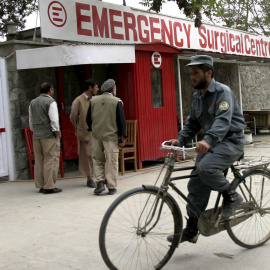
[99,142,270,270]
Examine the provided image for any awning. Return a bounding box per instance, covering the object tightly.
[16,44,136,70]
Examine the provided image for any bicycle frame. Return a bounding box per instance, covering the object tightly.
[139,145,270,238]
[99,143,270,270]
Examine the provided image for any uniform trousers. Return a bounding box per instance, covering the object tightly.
[77,137,93,178]
[91,137,119,189]
[187,133,245,218]
[33,137,60,190]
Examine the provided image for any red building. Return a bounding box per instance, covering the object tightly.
[56,43,180,169]
[118,44,180,168]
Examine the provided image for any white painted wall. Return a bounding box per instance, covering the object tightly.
[0,58,15,180]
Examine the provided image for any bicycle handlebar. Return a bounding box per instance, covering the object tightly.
[161,141,214,154]
[161,141,196,152]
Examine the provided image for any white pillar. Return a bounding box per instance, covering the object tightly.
[177,55,184,129]
[238,63,243,112]
[177,56,185,159]
[0,58,16,180]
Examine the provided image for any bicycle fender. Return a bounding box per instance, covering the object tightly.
[241,168,270,180]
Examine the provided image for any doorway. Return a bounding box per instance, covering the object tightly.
[57,64,117,160]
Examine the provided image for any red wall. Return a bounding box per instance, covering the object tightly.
[118,50,178,167]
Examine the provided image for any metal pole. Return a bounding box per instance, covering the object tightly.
[238,63,243,112]
[177,55,185,159]
[177,55,184,130]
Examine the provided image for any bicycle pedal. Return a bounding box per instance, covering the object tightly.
[214,215,222,227]
[188,233,199,244]
[180,233,199,244]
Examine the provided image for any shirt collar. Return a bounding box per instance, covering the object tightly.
[83,92,91,100]
[207,78,216,93]
[194,78,216,97]
[41,94,53,99]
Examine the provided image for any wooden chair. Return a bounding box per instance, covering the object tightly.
[244,114,257,135]
[23,127,64,179]
[119,120,137,175]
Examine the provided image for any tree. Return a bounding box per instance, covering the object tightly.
[0,0,38,37]
[203,1,251,33]
[140,0,219,27]
[140,0,270,36]
[204,0,270,36]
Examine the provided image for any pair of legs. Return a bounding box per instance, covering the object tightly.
[172,135,245,243]
[187,136,244,217]
[91,137,119,192]
[33,137,60,190]
[77,139,94,187]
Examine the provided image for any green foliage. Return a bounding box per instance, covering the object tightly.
[0,0,38,37]
[139,0,218,27]
[140,0,270,36]
[207,0,270,36]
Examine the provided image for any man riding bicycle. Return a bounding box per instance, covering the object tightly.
[168,55,246,244]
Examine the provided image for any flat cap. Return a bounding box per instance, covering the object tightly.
[186,55,213,67]
[101,79,115,92]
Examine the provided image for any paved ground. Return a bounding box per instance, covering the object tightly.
[1,132,270,270]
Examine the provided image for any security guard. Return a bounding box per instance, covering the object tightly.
[168,55,246,244]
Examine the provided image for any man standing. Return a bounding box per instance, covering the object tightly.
[168,55,246,243]
[70,79,99,188]
[29,82,62,194]
[86,79,126,195]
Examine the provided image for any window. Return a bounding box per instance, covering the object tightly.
[151,69,163,108]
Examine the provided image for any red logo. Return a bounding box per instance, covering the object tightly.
[151,52,162,68]
[154,55,161,65]
[48,1,67,27]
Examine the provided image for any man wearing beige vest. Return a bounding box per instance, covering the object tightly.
[29,82,62,194]
[86,79,126,195]
[70,79,99,188]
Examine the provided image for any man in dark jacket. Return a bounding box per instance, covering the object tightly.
[168,55,246,243]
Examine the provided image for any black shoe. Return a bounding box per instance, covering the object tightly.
[108,189,117,195]
[39,188,44,193]
[94,181,105,194]
[43,188,62,194]
[221,189,243,220]
[87,180,96,188]
[167,217,199,244]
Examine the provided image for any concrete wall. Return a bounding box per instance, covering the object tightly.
[174,59,270,119]
[0,41,57,179]
[240,65,270,110]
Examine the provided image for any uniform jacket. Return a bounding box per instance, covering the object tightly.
[178,79,246,148]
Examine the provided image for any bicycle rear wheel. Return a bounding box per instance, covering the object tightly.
[99,186,182,270]
[226,169,270,248]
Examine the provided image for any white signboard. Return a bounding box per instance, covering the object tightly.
[39,0,270,59]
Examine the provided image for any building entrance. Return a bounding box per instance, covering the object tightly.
[57,64,117,160]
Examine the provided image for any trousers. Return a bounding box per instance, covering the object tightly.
[33,137,60,190]
[91,137,119,189]
[77,137,93,178]
[187,133,245,218]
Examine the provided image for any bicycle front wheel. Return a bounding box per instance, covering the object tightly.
[226,169,270,248]
[99,186,182,270]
